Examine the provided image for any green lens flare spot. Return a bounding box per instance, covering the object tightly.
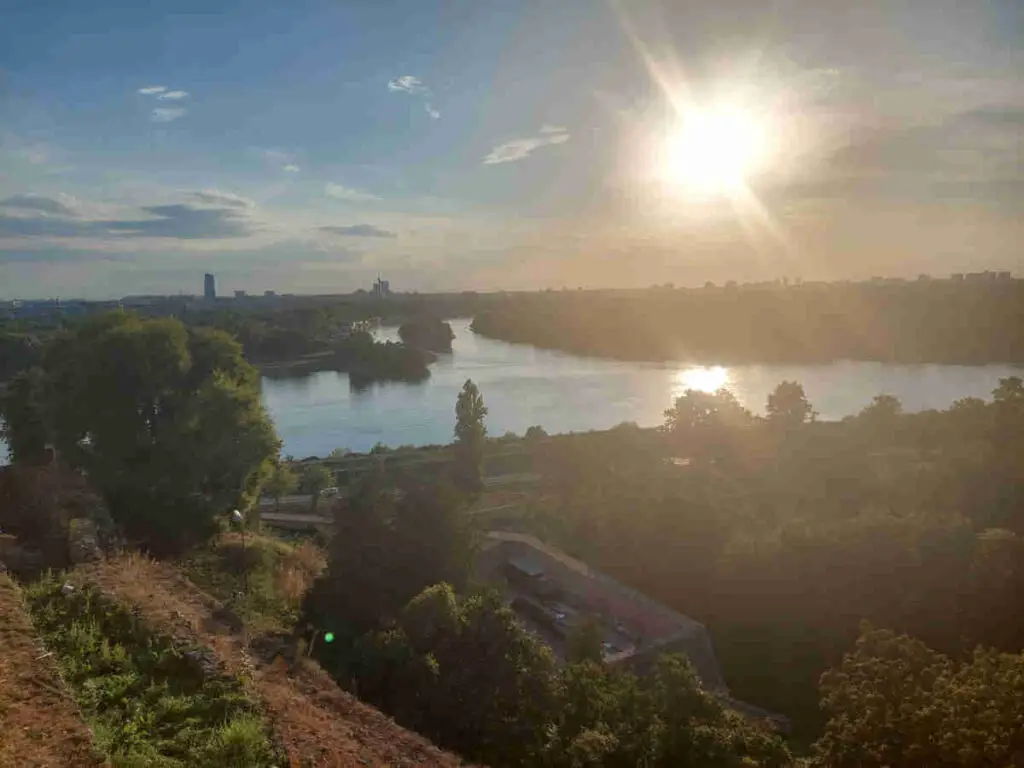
[324,632,335,643]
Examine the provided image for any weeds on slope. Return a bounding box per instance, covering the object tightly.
[23,573,282,767]
[182,532,325,634]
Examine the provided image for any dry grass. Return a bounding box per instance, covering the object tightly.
[0,573,106,768]
[72,554,465,767]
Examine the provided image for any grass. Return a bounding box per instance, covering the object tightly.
[23,573,282,767]
[181,531,326,634]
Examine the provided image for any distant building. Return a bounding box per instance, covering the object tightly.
[475,531,791,731]
[204,273,217,300]
[477,531,726,688]
[371,275,392,299]
[264,290,277,298]
[951,273,965,281]
[234,290,247,299]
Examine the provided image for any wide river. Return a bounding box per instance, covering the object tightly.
[261,319,1021,459]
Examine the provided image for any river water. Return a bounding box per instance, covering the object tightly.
[260,319,1020,459]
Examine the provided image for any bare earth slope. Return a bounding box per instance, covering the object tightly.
[0,573,106,768]
[70,555,464,768]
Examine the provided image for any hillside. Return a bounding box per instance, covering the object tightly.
[64,551,464,767]
[0,572,106,768]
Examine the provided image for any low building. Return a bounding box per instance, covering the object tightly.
[477,531,791,730]
[477,531,726,690]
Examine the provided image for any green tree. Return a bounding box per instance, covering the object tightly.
[663,388,752,464]
[816,624,1024,768]
[567,617,606,664]
[525,425,548,440]
[300,463,334,511]
[453,379,488,492]
[765,380,815,429]
[854,394,904,444]
[0,367,50,464]
[360,585,560,767]
[303,480,475,639]
[2,311,279,553]
[264,461,299,512]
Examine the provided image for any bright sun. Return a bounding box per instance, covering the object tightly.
[661,105,767,197]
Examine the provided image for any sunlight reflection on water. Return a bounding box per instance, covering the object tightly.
[673,366,730,396]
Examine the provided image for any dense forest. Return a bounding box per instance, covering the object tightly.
[526,377,1024,745]
[472,279,1024,364]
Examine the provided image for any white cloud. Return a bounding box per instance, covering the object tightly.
[325,182,382,203]
[258,148,302,173]
[483,130,570,165]
[388,75,426,94]
[157,90,189,100]
[425,103,441,120]
[540,124,567,134]
[189,190,255,209]
[138,85,167,95]
[151,107,187,123]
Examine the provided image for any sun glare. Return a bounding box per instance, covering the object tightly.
[675,366,730,395]
[660,105,767,197]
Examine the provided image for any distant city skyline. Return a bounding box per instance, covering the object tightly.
[1,269,1017,304]
[1,0,1020,299]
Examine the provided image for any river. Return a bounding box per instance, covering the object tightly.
[0,319,1017,463]
[259,318,1020,459]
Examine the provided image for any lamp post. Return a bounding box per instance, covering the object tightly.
[231,509,248,593]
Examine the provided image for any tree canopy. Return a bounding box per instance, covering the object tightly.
[453,379,488,492]
[816,625,1024,767]
[0,311,279,552]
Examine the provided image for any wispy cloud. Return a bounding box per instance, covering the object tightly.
[387,76,426,94]
[188,190,255,209]
[540,124,567,134]
[325,182,381,203]
[104,204,254,239]
[0,194,77,217]
[320,224,396,238]
[151,107,186,123]
[157,90,189,100]
[0,192,256,240]
[258,148,301,173]
[483,127,571,165]
[388,75,439,118]
[138,85,167,95]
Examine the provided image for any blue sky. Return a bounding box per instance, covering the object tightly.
[1,0,1021,299]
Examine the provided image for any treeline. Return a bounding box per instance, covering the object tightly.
[529,378,1024,742]
[472,279,1024,363]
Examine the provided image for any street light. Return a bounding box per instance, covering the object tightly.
[231,509,248,593]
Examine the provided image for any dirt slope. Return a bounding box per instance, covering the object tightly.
[70,555,465,768]
[0,573,106,768]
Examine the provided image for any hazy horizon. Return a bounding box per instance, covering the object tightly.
[2,0,1021,299]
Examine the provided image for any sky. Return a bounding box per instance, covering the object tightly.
[0,0,1021,299]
